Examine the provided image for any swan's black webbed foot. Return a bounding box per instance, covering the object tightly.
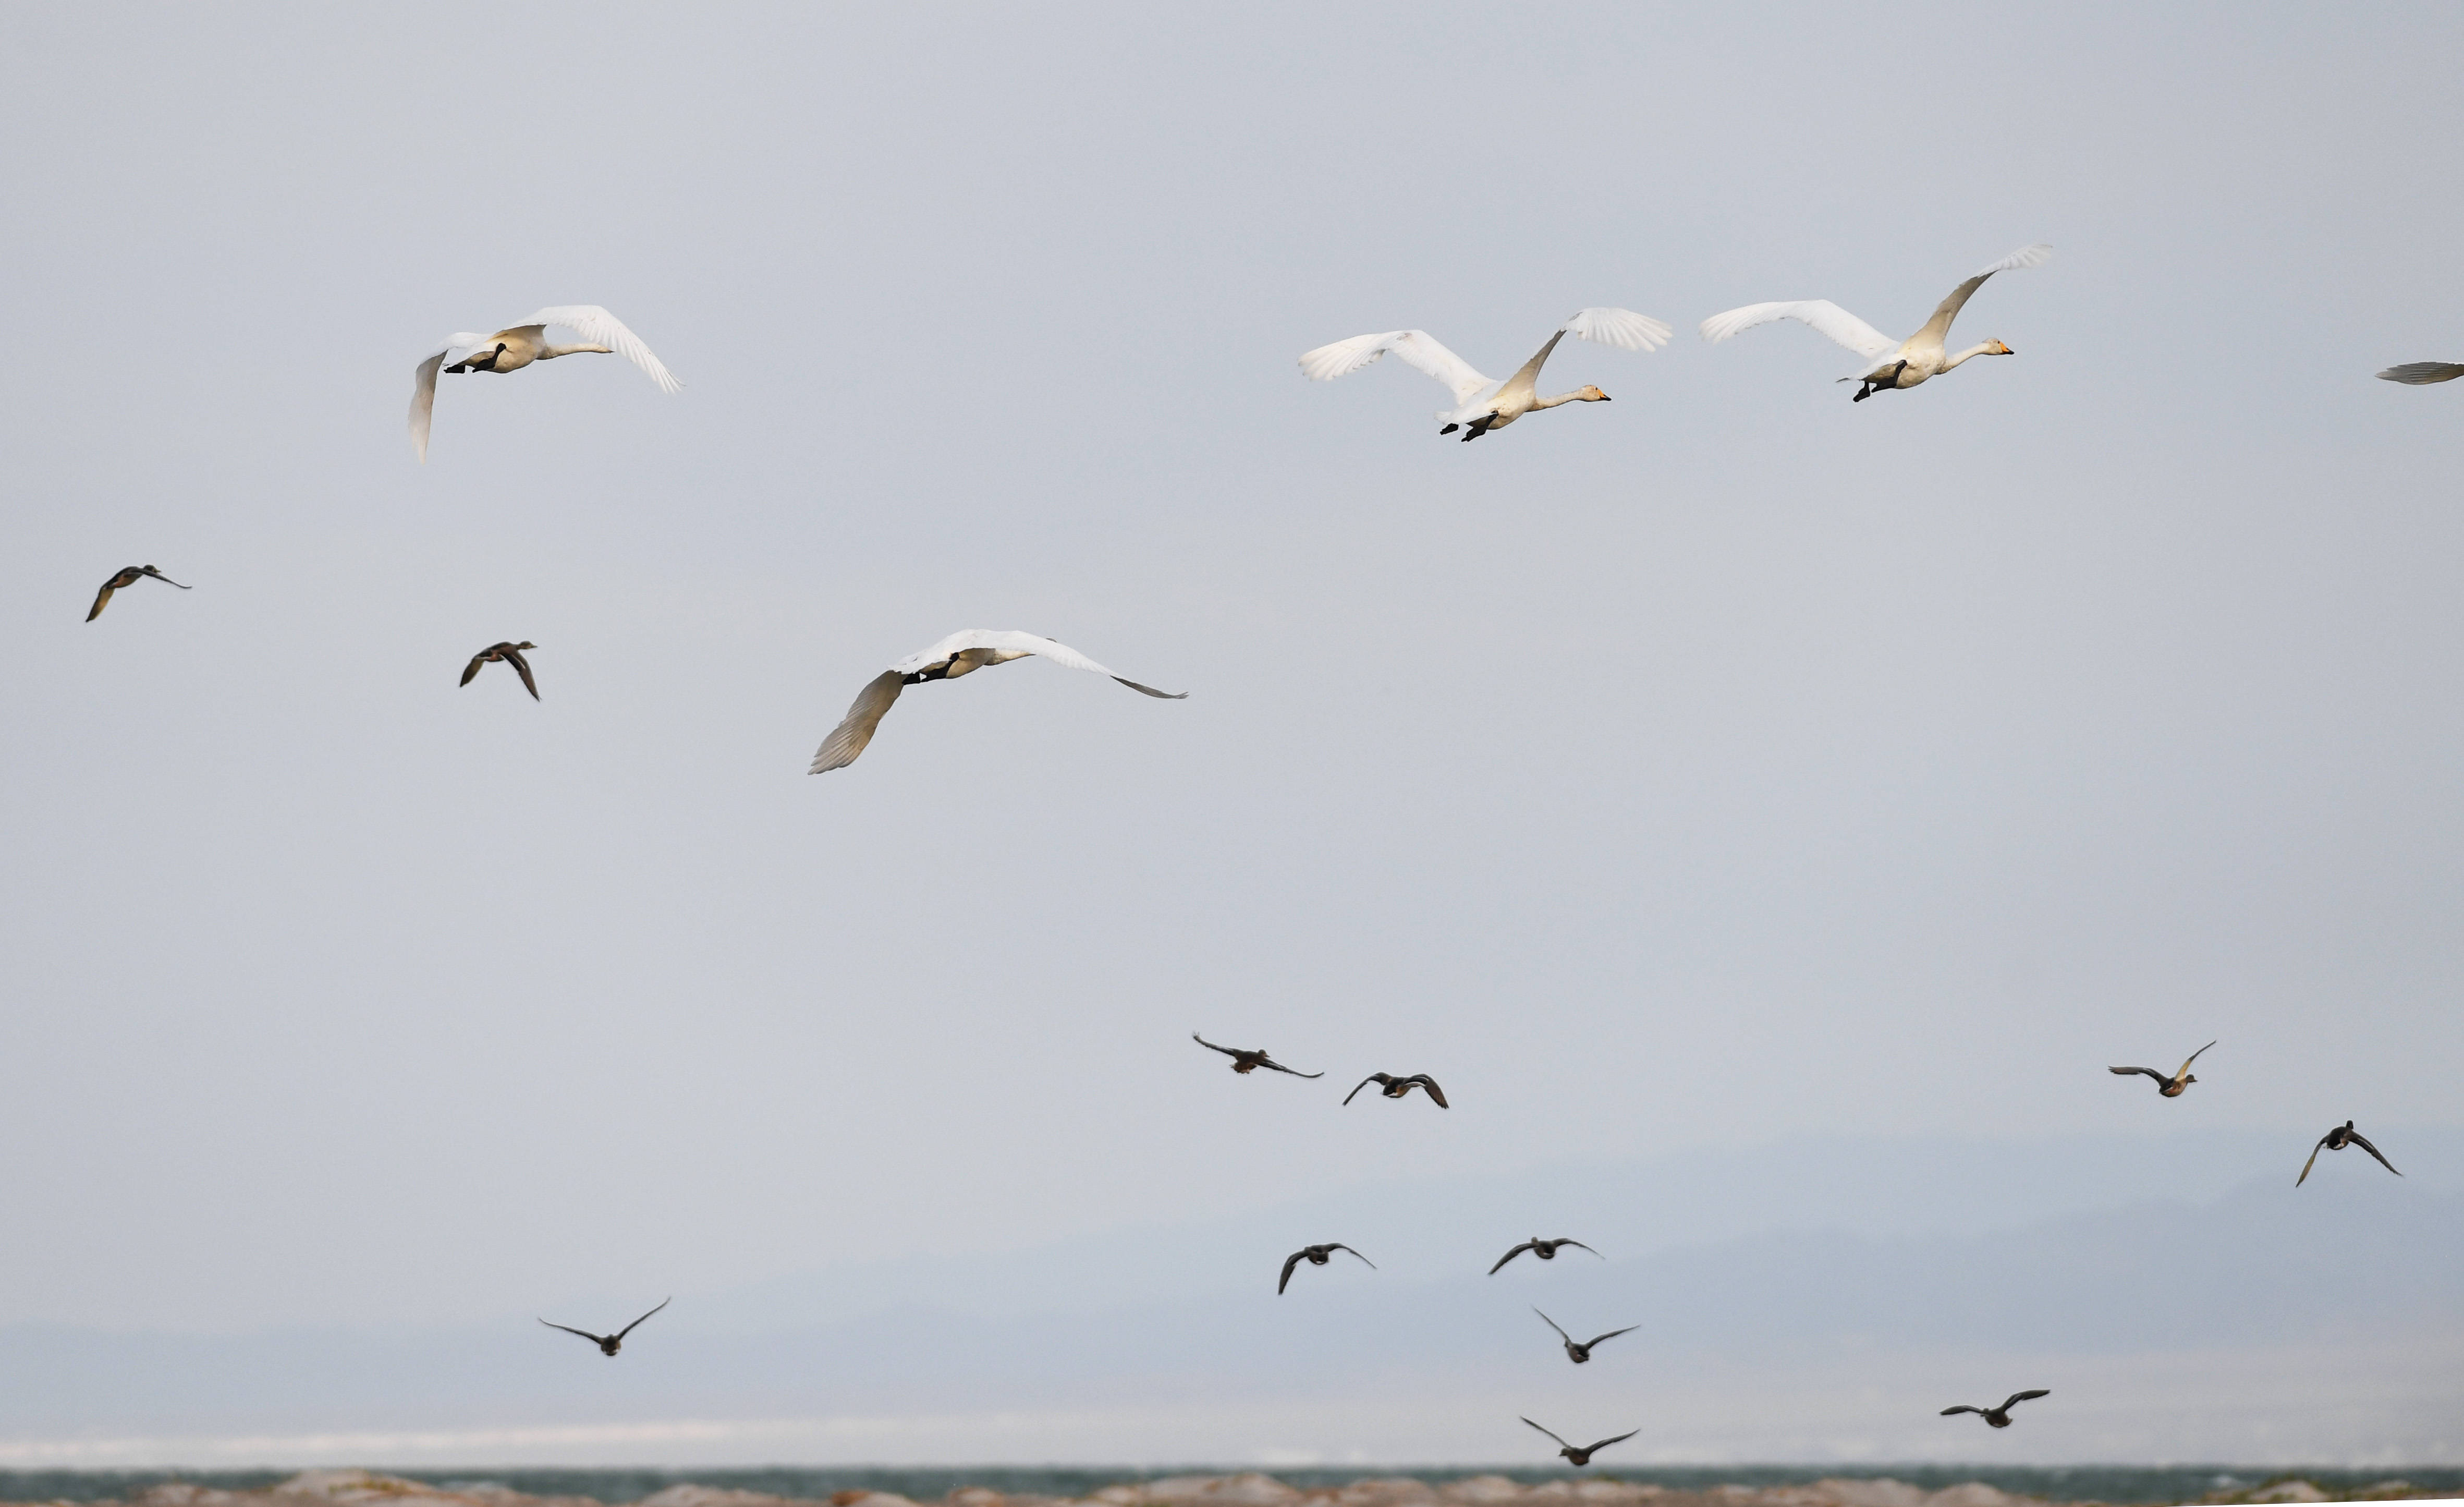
[1440,423,1459,434]
[1852,385,1871,402]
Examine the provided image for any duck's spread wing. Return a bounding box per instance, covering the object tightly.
[1699,299,1898,360]
[2177,1041,2218,1077]
[521,305,684,392]
[1277,1250,1306,1294]
[1585,1431,1638,1452]
[1533,1308,1572,1341]
[2002,1390,2049,1410]
[1263,1059,1324,1078]
[1521,1418,1572,1449]
[461,651,492,687]
[506,649,541,700]
[1913,243,2053,347]
[1192,1032,1240,1058]
[1343,1075,1380,1105]
[2108,1066,2164,1083]
[538,1320,606,1344]
[810,671,906,774]
[1409,1074,1448,1108]
[1298,329,1495,407]
[1587,1324,1639,1346]
[2347,1129,2402,1176]
[2380,361,2464,384]
[87,582,116,621]
[1332,1243,1375,1268]
[615,1297,670,1339]
[2298,1134,2331,1186]
[1940,1405,1981,1416]
[1490,1242,1534,1274]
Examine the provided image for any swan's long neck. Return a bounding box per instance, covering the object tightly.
[1532,388,1605,410]
[1940,343,1999,372]
[539,342,614,360]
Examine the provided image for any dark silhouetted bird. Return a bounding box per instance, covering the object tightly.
[1192,1032,1322,1078]
[538,1297,668,1356]
[1941,1390,2049,1427]
[2108,1041,2214,1098]
[1521,1417,1637,1466]
[1489,1236,1600,1273]
[2298,1121,2401,1186]
[87,565,188,621]
[1343,1072,1447,1108]
[1277,1243,1374,1294]
[462,641,539,700]
[1533,1308,1637,1365]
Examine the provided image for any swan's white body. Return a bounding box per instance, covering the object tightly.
[1300,307,1672,440]
[809,630,1187,774]
[1701,245,2052,399]
[2378,362,2464,385]
[410,305,682,460]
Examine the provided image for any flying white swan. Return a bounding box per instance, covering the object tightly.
[409,305,681,460]
[1299,307,1672,441]
[2378,361,2464,385]
[809,630,1187,774]
[1701,245,2052,401]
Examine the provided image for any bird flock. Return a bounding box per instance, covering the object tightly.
[74,247,2435,1465]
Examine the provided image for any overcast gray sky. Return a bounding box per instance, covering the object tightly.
[3,0,2462,1469]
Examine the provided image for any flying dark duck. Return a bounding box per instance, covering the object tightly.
[1489,1236,1600,1274]
[1277,1243,1374,1294]
[462,641,540,700]
[1191,1032,1322,1078]
[1533,1308,1637,1365]
[1343,1072,1448,1108]
[2298,1121,2401,1186]
[538,1297,668,1356]
[87,565,188,622]
[1941,1390,2049,1427]
[1521,1418,1638,1467]
[2107,1040,2216,1098]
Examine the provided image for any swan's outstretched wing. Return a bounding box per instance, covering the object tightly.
[521,306,685,392]
[889,629,1188,699]
[410,351,446,462]
[1493,308,1675,406]
[1299,329,1494,406]
[1911,243,2053,347]
[2378,362,2464,384]
[1562,307,1674,352]
[809,670,905,774]
[1699,300,1898,360]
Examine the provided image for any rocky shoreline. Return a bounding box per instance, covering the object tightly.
[1,1468,2439,1507]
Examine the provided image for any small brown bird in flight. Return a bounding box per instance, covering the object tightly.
[1343,1072,1447,1108]
[1191,1032,1322,1078]
[538,1296,668,1356]
[1521,1418,1637,1466]
[1277,1243,1374,1294]
[1489,1236,1600,1274]
[2297,1121,2401,1186]
[87,565,189,621]
[1941,1389,2049,1427]
[462,641,540,700]
[2108,1040,2215,1098]
[1533,1308,1636,1365]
